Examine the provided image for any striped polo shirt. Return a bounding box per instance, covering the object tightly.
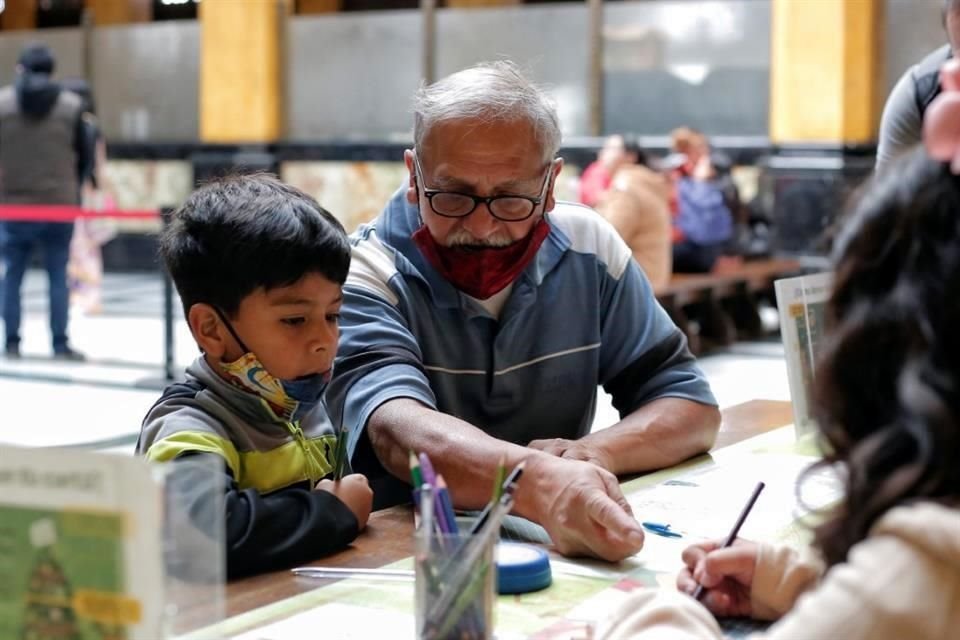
[326,187,717,478]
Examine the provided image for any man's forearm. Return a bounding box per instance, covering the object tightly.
[367,398,537,513]
[583,397,720,476]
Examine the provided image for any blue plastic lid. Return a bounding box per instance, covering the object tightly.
[495,542,552,594]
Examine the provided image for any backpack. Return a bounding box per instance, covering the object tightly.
[676,177,734,246]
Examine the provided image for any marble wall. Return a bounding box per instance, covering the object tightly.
[99,160,193,233]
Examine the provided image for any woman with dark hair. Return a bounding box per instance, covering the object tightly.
[593,79,960,639]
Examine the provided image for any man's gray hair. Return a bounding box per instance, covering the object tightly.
[412,60,562,164]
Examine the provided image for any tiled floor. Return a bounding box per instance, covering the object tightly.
[0,269,791,452]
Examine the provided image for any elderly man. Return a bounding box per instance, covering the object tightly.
[327,61,720,562]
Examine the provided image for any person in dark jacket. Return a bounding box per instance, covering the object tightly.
[0,43,93,360]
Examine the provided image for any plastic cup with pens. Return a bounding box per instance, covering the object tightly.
[412,456,526,640]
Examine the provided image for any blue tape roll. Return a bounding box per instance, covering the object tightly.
[495,542,552,594]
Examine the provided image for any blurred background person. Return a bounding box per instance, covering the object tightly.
[593,135,672,289]
[0,43,93,360]
[62,77,115,316]
[668,127,738,274]
[579,133,637,208]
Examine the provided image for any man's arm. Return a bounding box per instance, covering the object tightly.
[368,397,646,562]
[530,397,719,476]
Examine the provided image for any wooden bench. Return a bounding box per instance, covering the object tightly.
[654,258,803,354]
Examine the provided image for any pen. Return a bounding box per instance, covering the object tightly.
[292,566,414,581]
[641,521,683,538]
[692,481,765,601]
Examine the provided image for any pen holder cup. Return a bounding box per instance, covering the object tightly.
[415,529,496,640]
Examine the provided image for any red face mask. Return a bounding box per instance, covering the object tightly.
[412,219,551,299]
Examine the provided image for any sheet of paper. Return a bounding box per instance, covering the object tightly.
[627,452,842,548]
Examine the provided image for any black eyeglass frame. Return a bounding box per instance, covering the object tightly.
[412,152,556,222]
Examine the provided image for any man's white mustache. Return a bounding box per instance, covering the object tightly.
[444,229,514,248]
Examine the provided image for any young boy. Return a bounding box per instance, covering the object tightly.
[136,174,372,578]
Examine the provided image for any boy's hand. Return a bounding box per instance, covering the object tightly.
[677,538,758,618]
[315,474,373,531]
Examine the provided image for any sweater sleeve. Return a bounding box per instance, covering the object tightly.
[166,452,359,579]
[593,589,726,640]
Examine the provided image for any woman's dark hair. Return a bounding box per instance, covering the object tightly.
[810,147,960,566]
[160,173,351,318]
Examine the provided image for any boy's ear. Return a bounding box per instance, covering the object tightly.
[188,303,227,359]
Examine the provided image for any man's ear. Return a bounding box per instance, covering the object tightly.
[404,149,418,205]
[188,303,228,360]
[544,157,564,213]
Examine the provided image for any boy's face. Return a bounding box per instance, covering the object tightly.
[221,272,343,381]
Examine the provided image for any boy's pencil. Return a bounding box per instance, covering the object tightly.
[332,426,349,480]
[691,481,765,601]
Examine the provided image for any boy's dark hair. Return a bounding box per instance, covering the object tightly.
[809,148,960,566]
[160,173,350,318]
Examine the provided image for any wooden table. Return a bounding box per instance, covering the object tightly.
[214,399,794,620]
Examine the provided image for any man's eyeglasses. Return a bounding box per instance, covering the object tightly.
[413,153,554,222]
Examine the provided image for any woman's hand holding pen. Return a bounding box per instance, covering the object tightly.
[677,538,759,617]
[316,474,373,531]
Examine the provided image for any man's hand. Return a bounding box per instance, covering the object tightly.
[527,437,613,470]
[522,454,644,562]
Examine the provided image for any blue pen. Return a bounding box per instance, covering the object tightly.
[642,521,683,538]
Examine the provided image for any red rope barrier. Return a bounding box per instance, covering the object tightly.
[0,205,160,222]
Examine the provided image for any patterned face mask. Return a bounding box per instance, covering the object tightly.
[215,309,330,423]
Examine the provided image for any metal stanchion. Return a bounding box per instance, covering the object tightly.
[160,207,176,382]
